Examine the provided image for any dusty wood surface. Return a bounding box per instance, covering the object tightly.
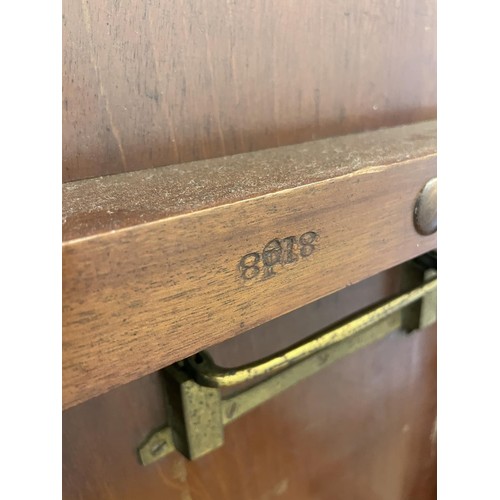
[62,0,436,183]
[63,268,437,499]
[63,122,436,409]
[63,121,436,241]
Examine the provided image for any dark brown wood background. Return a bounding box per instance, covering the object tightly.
[62,0,436,498]
[63,0,436,183]
[63,267,436,500]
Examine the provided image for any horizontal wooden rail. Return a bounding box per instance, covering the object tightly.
[63,120,437,409]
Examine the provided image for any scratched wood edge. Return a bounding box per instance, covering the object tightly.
[63,126,436,410]
[62,120,436,242]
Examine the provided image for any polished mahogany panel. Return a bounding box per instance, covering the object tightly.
[63,268,436,499]
[63,0,436,182]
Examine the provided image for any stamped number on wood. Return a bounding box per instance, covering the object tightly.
[238,231,319,281]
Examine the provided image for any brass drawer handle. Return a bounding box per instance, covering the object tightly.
[186,278,436,389]
[138,258,436,465]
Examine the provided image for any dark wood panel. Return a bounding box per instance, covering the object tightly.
[62,130,436,409]
[62,267,437,499]
[62,0,437,497]
[62,0,436,182]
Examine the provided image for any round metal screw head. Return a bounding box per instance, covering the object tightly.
[414,178,437,235]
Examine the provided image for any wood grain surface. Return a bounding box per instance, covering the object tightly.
[63,267,437,500]
[63,121,436,241]
[63,0,437,496]
[62,122,437,409]
[62,0,436,183]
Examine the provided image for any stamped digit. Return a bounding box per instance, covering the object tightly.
[239,252,261,280]
[262,239,282,279]
[299,231,319,258]
[281,236,298,264]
